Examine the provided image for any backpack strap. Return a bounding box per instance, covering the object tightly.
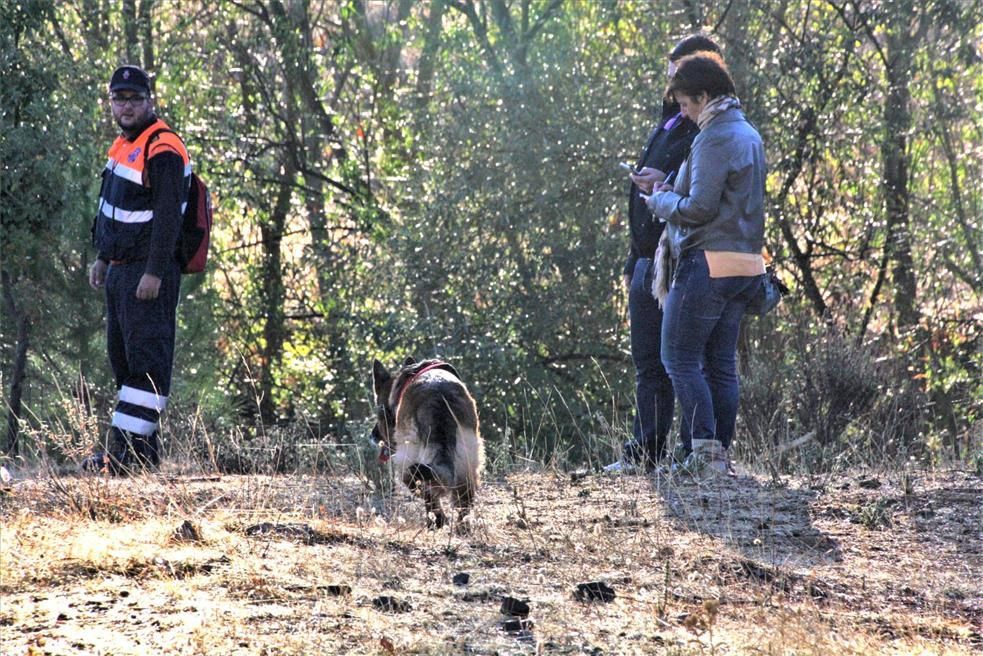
[141,127,185,186]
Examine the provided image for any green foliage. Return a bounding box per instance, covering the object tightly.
[367,2,649,458]
[1,1,980,474]
[1,0,108,452]
[1,0,64,270]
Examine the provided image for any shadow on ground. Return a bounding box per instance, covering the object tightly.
[653,471,842,568]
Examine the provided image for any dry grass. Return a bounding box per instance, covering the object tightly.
[0,465,979,655]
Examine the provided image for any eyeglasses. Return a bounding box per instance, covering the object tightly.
[110,94,148,107]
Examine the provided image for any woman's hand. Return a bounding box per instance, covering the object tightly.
[629,167,665,195]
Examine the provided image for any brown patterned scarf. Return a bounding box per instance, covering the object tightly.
[696,95,741,130]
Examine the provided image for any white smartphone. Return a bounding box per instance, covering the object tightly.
[619,162,640,174]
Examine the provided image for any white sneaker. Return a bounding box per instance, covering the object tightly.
[603,461,623,473]
[603,460,642,474]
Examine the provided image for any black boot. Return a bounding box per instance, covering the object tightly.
[80,427,133,475]
[131,431,161,470]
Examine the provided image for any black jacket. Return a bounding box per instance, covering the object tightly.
[623,102,699,276]
[93,117,189,277]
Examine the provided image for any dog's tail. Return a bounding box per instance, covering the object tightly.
[435,390,483,511]
[452,423,484,512]
[422,388,482,474]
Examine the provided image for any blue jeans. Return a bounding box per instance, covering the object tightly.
[628,258,675,461]
[660,251,762,450]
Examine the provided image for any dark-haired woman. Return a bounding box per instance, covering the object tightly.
[646,53,766,474]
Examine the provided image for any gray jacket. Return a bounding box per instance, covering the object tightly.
[647,107,765,259]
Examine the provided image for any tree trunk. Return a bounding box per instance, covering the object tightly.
[680,0,704,31]
[720,1,751,96]
[270,1,339,148]
[139,0,155,74]
[416,0,447,103]
[80,0,111,55]
[258,176,294,425]
[1,271,29,456]
[379,0,416,94]
[932,82,982,290]
[878,8,919,330]
[882,59,917,329]
[277,1,337,303]
[122,0,139,63]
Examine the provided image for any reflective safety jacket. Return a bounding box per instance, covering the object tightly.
[93,118,191,269]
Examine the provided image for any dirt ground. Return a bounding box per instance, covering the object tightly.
[0,465,979,655]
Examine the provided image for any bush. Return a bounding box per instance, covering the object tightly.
[738,318,936,473]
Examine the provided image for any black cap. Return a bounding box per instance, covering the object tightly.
[109,65,151,94]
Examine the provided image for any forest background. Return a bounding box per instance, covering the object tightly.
[1,0,980,476]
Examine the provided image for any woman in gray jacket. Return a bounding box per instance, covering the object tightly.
[646,53,766,474]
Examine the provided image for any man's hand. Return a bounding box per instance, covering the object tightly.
[136,273,162,300]
[89,260,108,290]
[629,167,665,195]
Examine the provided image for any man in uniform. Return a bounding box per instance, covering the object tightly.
[84,65,190,473]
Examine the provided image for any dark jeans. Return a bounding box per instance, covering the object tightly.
[660,250,762,450]
[628,258,675,462]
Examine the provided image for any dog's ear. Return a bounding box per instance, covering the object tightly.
[402,355,417,367]
[372,360,391,396]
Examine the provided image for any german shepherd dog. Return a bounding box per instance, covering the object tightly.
[372,357,484,528]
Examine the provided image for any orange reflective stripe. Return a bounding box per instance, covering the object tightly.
[148,143,180,158]
[105,120,190,174]
[147,132,189,164]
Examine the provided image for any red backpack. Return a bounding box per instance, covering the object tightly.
[178,172,212,273]
[145,129,213,274]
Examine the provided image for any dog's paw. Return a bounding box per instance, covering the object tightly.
[453,515,476,536]
[427,511,448,530]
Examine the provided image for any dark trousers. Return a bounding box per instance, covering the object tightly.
[660,251,760,450]
[104,260,180,460]
[628,258,676,462]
